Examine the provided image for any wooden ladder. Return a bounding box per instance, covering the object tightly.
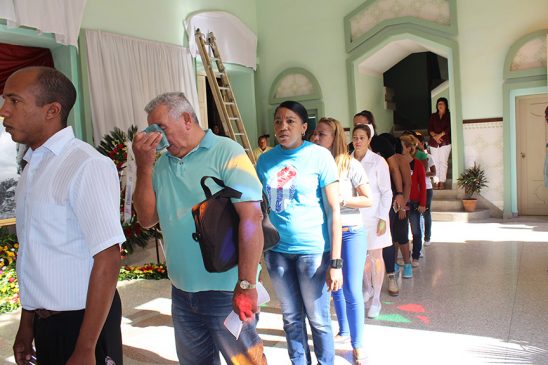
[195,29,256,164]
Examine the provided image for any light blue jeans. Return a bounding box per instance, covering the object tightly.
[264,251,334,365]
[331,226,367,349]
[171,286,266,365]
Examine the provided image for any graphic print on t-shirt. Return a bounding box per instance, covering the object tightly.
[266,165,297,213]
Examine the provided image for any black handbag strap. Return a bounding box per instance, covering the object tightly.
[199,176,242,199]
[261,192,271,214]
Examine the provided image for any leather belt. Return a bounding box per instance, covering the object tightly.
[34,309,61,319]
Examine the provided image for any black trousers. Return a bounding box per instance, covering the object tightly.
[34,290,123,365]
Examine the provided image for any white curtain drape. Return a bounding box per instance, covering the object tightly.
[0,0,87,47]
[84,30,200,144]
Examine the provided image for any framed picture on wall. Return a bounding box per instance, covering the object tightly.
[0,121,24,226]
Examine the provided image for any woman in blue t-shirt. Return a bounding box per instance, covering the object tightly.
[311,117,372,364]
[256,101,342,365]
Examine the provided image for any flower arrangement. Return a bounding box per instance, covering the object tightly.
[0,266,19,313]
[0,228,17,269]
[97,126,161,255]
[0,228,19,313]
[118,263,168,281]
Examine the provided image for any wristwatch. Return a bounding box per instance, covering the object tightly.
[238,280,257,290]
[395,192,403,196]
[330,259,343,269]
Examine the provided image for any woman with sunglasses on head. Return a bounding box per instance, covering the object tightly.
[311,117,372,364]
[256,101,342,365]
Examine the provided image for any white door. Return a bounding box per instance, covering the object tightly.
[516,94,548,216]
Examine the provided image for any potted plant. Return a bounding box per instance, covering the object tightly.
[457,162,488,212]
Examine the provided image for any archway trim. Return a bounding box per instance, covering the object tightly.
[268,67,323,104]
[344,0,458,53]
[503,29,547,80]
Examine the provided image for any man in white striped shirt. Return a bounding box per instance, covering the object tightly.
[1,67,125,365]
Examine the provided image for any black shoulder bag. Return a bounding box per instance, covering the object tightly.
[191,176,280,273]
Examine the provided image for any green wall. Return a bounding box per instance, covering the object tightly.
[82,0,257,45]
[81,0,185,45]
[456,0,548,120]
[355,73,393,133]
[255,0,364,131]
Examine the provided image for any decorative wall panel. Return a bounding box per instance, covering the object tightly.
[510,36,547,71]
[463,122,504,209]
[274,74,315,99]
[350,0,450,42]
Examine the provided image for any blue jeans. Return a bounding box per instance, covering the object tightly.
[264,251,334,365]
[408,202,423,260]
[423,189,433,241]
[171,286,266,365]
[332,226,367,349]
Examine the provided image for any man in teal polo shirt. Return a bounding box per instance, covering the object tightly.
[132,92,266,364]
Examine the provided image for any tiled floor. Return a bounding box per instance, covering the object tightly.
[1,217,547,364]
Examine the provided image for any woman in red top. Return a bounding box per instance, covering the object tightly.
[428,97,451,189]
[399,134,426,275]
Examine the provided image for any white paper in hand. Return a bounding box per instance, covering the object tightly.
[224,282,271,339]
[257,282,270,306]
[224,310,243,339]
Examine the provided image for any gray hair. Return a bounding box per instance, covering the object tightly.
[144,92,199,124]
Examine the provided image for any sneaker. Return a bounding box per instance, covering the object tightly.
[394,263,400,273]
[403,263,413,278]
[420,249,425,258]
[387,274,399,296]
[334,333,350,343]
[367,301,382,318]
[424,239,431,247]
[412,259,420,268]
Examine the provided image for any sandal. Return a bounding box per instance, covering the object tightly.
[353,348,367,365]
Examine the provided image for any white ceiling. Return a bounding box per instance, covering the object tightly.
[357,39,442,76]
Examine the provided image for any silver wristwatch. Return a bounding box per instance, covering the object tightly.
[238,280,257,290]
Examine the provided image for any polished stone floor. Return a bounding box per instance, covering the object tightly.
[1,217,547,364]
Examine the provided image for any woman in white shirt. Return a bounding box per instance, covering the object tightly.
[352,124,393,318]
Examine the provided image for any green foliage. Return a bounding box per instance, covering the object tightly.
[457,162,488,199]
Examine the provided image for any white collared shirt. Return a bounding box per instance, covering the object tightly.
[16,127,125,311]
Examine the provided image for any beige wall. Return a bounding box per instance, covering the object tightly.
[456,0,548,120]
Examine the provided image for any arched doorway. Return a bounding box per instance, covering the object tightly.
[346,24,464,184]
